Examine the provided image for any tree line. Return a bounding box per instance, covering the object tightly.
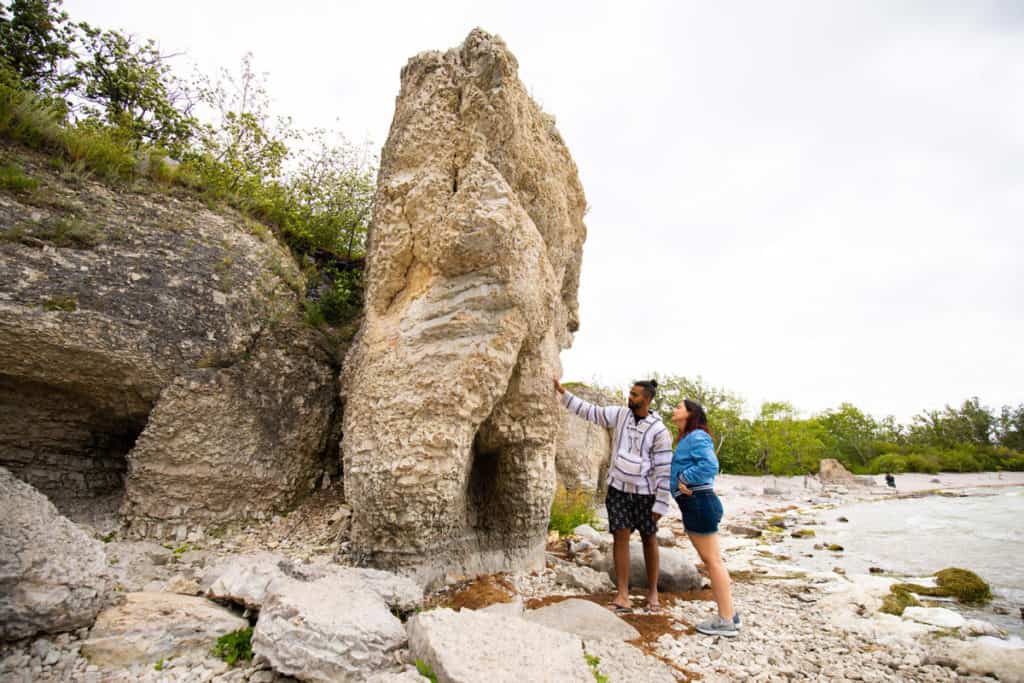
[1,0,373,328]
[644,375,1024,475]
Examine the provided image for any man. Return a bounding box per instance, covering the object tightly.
[553,377,673,612]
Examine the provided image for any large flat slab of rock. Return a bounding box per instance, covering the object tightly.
[80,592,247,667]
[253,575,407,682]
[0,467,113,640]
[525,599,639,641]
[903,606,966,629]
[204,553,423,613]
[593,540,701,592]
[584,639,677,683]
[554,564,613,593]
[408,608,592,682]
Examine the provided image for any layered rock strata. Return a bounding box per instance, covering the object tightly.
[0,144,338,534]
[341,29,587,586]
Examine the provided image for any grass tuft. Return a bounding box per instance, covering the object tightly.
[548,485,599,536]
[211,627,253,667]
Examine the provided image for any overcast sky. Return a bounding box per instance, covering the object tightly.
[66,1,1023,421]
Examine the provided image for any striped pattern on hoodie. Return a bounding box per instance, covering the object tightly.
[560,390,674,516]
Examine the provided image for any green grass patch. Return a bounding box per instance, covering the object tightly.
[42,296,77,312]
[414,659,438,683]
[211,627,253,667]
[548,485,599,536]
[0,163,38,192]
[585,654,609,683]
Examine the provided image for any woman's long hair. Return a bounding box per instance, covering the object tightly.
[673,399,711,447]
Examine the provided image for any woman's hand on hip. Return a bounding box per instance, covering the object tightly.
[677,481,693,496]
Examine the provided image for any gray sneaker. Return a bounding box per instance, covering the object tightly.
[696,615,740,637]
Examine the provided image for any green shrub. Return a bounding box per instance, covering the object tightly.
[61,122,136,182]
[548,485,598,536]
[0,81,64,150]
[211,627,253,666]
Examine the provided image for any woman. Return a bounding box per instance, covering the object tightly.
[670,399,740,637]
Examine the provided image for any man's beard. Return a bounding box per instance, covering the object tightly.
[627,400,640,411]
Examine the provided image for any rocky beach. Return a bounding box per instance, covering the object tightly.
[3,470,1023,682]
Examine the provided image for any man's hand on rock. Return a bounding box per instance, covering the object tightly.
[552,377,564,395]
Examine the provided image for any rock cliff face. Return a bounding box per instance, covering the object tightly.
[0,143,338,535]
[555,384,619,500]
[341,29,587,586]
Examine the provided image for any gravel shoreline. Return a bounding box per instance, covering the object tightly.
[2,473,1022,682]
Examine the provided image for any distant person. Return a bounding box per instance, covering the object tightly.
[554,377,673,613]
[671,398,739,637]
[885,472,896,488]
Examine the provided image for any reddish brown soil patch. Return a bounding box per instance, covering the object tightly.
[426,573,517,610]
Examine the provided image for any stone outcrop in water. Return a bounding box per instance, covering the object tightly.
[341,29,587,586]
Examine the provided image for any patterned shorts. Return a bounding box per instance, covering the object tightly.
[605,485,658,537]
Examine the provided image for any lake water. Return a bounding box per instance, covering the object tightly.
[785,486,1024,637]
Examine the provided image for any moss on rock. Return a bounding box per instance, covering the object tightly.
[935,568,991,604]
[880,587,920,616]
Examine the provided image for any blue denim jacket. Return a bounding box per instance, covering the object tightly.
[670,430,719,494]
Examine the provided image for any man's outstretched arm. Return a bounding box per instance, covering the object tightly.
[553,377,622,428]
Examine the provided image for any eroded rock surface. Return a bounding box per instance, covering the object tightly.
[0,467,113,641]
[0,144,338,535]
[252,574,407,682]
[341,29,587,586]
[555,384,617,500]
[407,608,592,683]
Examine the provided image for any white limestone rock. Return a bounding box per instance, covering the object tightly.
[408,608,592,683]
[525,599,640,641]
[903,606,966,629]
[80,592,247,667]
[593,540,701,592]
[554,564,614,593]
[252,575,407,682]
[0,467,114,640]
[584,639,677,683]
[340,28,588,588]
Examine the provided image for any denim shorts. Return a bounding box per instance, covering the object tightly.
[674,489,724,535]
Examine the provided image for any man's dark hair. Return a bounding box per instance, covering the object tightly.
[633,379,658,399]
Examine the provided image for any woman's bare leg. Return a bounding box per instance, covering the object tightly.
[688,532,734,620]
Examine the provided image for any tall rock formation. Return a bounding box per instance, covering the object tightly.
[341,29,587,586]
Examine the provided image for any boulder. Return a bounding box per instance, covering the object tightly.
[555,384,618,499]
[204,553,423,614]
[253,575,407,682]
[593,540,702,592]
[121,324,338,540]
[554,564,614,593]
[0,467,113,640]
[525,598,639,641]
[902,606,966,629]
[340,29,587,587]
[818,459,859,486]
[80,592,247,667]
[573,524,606,546]
[583,640,676,683]
[938,637,1024,683]
[407,608,592,682]
[205,552,285,609]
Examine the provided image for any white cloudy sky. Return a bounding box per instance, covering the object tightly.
[66,1,1023,421]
